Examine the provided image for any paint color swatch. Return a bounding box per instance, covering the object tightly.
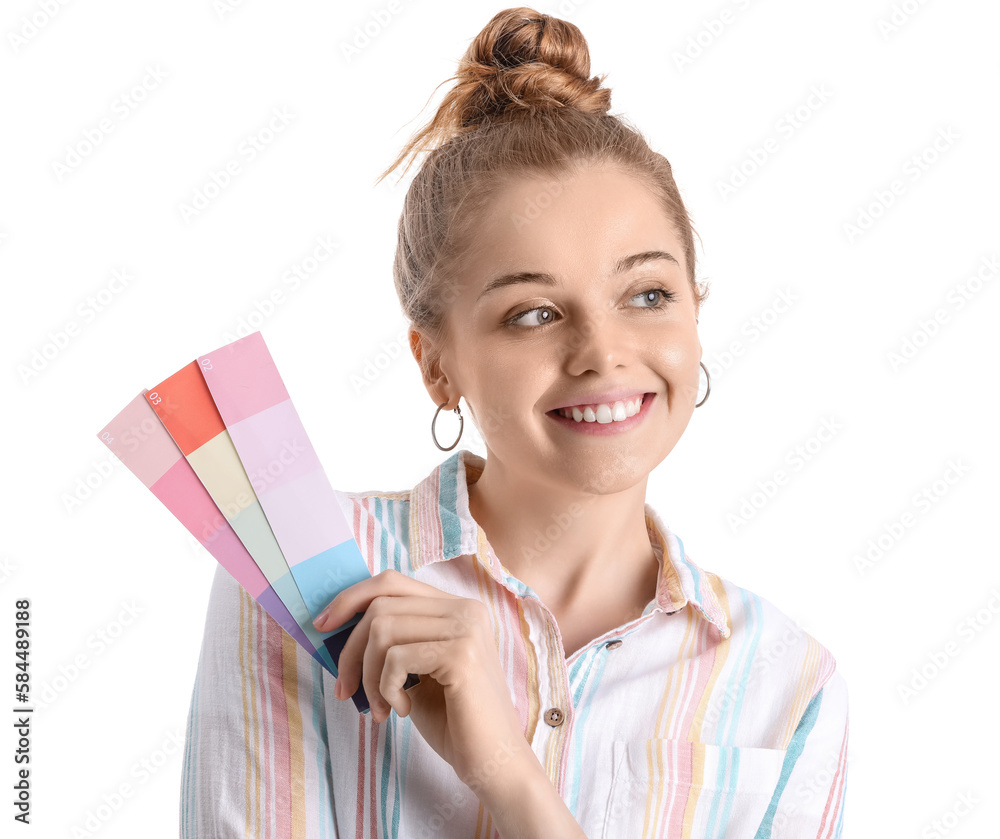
[95,392,322,665]
[196,333,374,674]
[96,332,420,714]
[145,361,338,675]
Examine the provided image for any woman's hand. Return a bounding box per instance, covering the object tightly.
[312,569,531,788]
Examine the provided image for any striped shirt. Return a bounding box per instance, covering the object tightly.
[180,448,848,838]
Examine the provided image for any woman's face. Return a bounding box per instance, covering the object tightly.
[420,161,702,496]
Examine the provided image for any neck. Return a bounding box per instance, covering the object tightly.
[465,452,658,616]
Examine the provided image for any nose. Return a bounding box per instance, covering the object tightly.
[560,309,633,377]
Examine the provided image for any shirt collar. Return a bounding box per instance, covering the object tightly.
[408,448,730,639]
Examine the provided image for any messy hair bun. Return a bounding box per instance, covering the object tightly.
[380,8,611,178]
[379,7,705,363]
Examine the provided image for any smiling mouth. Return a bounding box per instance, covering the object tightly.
[546,392,654,424]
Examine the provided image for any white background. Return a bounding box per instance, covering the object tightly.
[3,0,998,836]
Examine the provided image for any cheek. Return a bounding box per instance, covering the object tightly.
[479,346,561,435]
[478,338,549,392]
[463,357,533,434]
[658,338,700,374]
[656,340,702,401]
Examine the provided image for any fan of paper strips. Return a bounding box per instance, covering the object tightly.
[96,331,420,714]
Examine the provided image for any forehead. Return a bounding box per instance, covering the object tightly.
[457,162,684,288]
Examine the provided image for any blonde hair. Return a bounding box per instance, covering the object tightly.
[377,6,706,367]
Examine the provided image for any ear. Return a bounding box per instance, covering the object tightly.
[408,325,458,410]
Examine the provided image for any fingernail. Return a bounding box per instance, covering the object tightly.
[333,675,343,699]
[313,607,330,628]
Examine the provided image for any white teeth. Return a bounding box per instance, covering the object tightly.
[557,395,645,423]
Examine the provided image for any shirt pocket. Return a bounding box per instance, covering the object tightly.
[600,738,786,839]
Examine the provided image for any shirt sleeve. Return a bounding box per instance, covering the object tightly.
[753,670,850,838]
[179,563,339,838]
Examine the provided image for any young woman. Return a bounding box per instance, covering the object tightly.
[180,7,848,838]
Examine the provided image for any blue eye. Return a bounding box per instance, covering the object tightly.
[505,306,555,328]
[630,288,678,308]
[504,287,677,329]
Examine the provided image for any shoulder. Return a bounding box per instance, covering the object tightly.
[700,567,845,731]
[720,571,837,679]
[655,516,839,697]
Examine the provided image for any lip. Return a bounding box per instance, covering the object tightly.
[546,392,656,435]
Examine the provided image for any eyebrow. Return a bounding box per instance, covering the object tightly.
[476,250,681,302]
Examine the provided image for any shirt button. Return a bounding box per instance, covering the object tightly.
[544,707,564,727]
[605,639,623,650]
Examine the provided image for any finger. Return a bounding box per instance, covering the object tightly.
[312,569,460,631]
[378,641,451,722]
[334,597,464,698]
[357,616,470,721]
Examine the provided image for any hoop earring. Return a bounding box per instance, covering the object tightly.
[696,361,711,408]
[431,400,464,451]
